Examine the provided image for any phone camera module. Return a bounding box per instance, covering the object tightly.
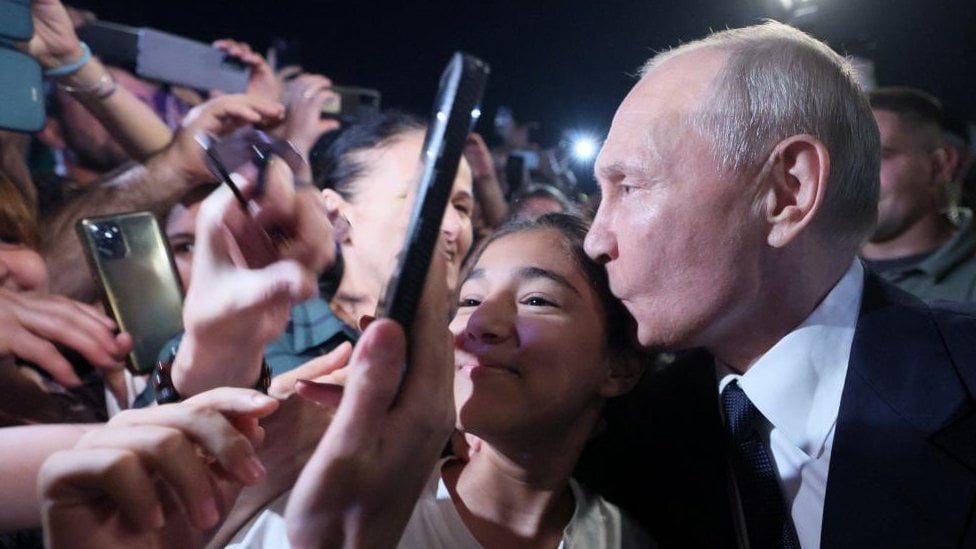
[89,222,127,259]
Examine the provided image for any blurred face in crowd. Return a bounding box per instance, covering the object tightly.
[584,50,768,350]
[336,129,475,294]
[869,109,948,243]
[451,228,616,439]
[165,201,201,291]
[0,179,47,293]
[0,241,47,294]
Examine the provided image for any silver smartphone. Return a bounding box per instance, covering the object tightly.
[77,211,185,374]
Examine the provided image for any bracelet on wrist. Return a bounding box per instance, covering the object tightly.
[44,42,92,77]
[58,70,117,100]
[152,344,273,404]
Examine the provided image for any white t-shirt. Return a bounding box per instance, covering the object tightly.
[226,459,652,548]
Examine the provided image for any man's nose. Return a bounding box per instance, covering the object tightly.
[584,211,617,264]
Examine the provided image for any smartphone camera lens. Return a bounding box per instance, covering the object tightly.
[89,222,127,259]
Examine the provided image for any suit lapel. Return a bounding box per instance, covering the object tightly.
[822,273,976,547]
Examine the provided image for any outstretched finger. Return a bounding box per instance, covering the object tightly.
[269,342,352,399]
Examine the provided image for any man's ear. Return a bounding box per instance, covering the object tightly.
[761,134,830,248]
[321,189,352,244]
[598,351,645,399]
[929,146,955,186]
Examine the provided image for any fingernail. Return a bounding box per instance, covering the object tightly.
[250,393,276,406]
[239,456,266,483]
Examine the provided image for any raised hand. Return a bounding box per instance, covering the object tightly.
[171,152,335,397]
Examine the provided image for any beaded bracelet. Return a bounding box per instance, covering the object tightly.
[153,345,273,404]
[44,42,92,77]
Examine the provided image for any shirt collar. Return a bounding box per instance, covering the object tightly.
[717,259,864,458]
[287,297,358,352]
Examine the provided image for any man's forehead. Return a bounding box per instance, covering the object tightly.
[598,49,727,162]
[628,49,728,113]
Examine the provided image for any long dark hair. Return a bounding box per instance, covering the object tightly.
[309,110,426,197]
[308,110,425,300]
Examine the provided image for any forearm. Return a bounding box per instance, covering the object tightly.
[0,424,97,531]
[170,331,265,398]
[41,154,196,302]
[52,57,172,161]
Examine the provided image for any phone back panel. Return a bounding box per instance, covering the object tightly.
[77,212,184,374]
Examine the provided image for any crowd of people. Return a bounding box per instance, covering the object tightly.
[2,1,975,548]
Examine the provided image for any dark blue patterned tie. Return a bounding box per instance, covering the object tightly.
[722,380,800,549]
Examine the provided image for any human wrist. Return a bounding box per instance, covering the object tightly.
[54,57,116,100]
[42,42,89,76]
[169,332,267,398]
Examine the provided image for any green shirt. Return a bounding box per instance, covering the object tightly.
[867,208,976,303]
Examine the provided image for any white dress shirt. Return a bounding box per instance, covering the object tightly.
[717,260,864,549]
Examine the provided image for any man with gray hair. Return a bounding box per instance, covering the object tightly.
[584,20,976,548]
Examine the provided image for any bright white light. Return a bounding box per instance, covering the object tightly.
[572,136,598,161]
[471,107,482,120]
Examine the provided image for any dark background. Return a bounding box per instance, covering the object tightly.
[75,0,976,154]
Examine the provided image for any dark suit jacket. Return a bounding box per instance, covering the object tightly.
[576,273,976,548]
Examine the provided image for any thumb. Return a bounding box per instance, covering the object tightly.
[326,320,406,445]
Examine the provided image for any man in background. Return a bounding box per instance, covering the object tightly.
[860,87,976,301]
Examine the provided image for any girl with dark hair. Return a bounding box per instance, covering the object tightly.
[227,214,652,547]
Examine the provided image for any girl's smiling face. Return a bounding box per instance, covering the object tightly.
[451,228,619,440]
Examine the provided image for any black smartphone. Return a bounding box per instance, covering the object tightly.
[77,211,185,375]
[374,52,490,336]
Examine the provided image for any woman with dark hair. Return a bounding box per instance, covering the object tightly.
[309,110,474,314]
[163,110,475,379]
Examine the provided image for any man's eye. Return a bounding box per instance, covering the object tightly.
[454,203,472,216]
[523,296,555,307]
[458,298,481,307]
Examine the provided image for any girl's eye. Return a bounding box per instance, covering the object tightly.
[523,296,555,307]
[172,242,195,255]
[458,298,481,308]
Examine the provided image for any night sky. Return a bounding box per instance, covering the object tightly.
[75,0,976,155]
